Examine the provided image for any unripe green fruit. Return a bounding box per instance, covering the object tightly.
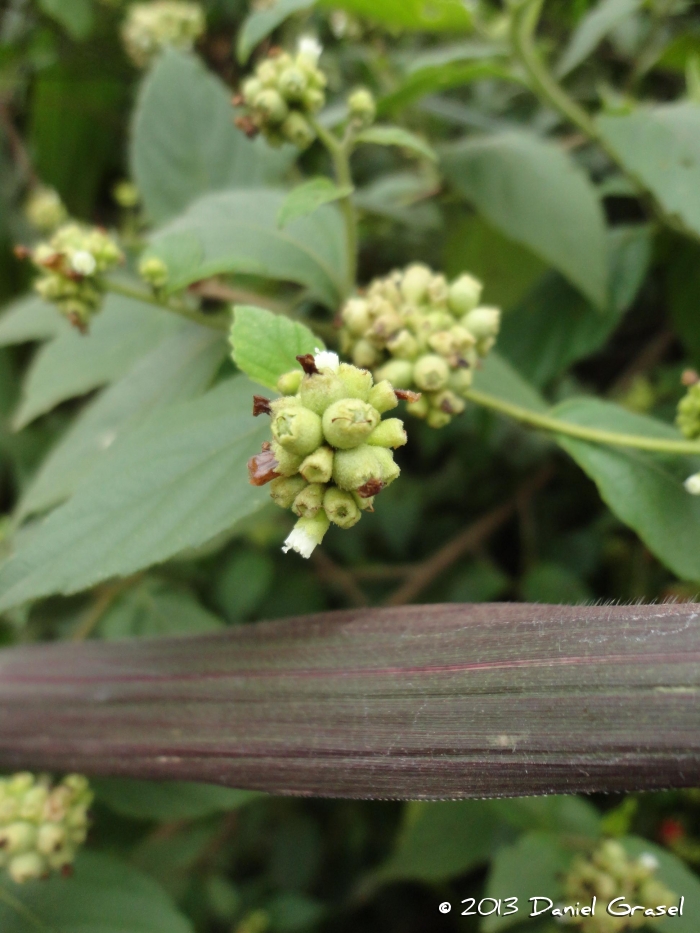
[338,363,372,400]
[277,370,304,395]
[413,354,450,391]
[292,482,326,518]
[323,487,361,528]
[448,273,483,315]
[342,298,371,336]
[366,418,407,448]
[463,306,501,340]
[400,263,432,304]
[374,359,414,390]
[270,441,304,476]
[373,446,400,486]
[299,445,334,483]
[269,475,307,509]
[368,379,398,413]
[333,445,384,491]
[256,88,288,123]
[322,399,380,449]
[352,339,381,369]
[271,406,323,457]
[278,66,307,100]
[281,111,315,148]
[300,373,347,414]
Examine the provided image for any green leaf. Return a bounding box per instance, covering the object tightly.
[237,0,316,63]
[490,796,600,837]
[598,102,700,240]
[95,777,260,821]
[131,50,292,225]
[148,188,349,309]
[12,294,181,430]
[354,171,441,230]
[0,295,67,347]
[443,131,609,307]
[98,578,224,640]
[356,125,438,162]
[231,305,323,390]
[318,0,471,31]
[498,225,652,387]
[0,376,270,609]
[473,352,548,413]
[278,177,353,228]
[483,832,571,931]
[372,801,505,885]
[38,0,94,40]
[553,397,700,583]
[621,837,700,933]
[18,324,226,519]
[378,50,515,115]
[557,0,642,77]
[0,850,193,933]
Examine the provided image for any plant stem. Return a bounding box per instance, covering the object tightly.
[310,117,358,289]
[104,279,229,332]
[465,387,700,456]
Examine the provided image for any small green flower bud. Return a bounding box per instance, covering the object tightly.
[36,823,67,857]
[292,482,326,518]
[8,852,45,884]
[281,111,315,149]
[256,88,288,123]
[427,330,456,358]
[426,408,452,429]
[368,311,403,346]
[323,487,361,528]
[413,354,450,392]
[342,297,371,336]
[17,788,48,822]
[282,511,330,558]
[278,67,307,101]
[139,255,169,289]
[347,87,376,127]
[269,475,307,509]
[271,441,304,476]
[374,360,414,390]
[113,180,140,209]
[433,390,465,416]
[322,398,380,449]
[373,446,400,486]
[368,379,398,413]
[428,274,449,306]
[448,273,483,315]
[257,60,278,87]
[463,306,501,341]
[677,383,700,439]
[386,328,420,360]
[242,76,263,105]
[401,263,432,304]
[0,822,37,855]
[277,369,304,395]
[352,339,381,369]
[366,418,407,448]
[25,186,67,232]
[352,492,375,511]
[299,445,334,484]
[271,406,323,457]
[406,395,430,419]
[333,445,384,491]
[448,367,474,396]
[338,362,373,400]
[302,87,325,112]
[299,373,348,415]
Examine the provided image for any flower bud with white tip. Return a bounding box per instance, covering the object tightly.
[282,511,330,558]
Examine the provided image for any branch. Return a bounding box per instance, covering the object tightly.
[0,601,697,799]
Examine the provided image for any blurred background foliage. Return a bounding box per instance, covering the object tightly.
[1,0,700,930]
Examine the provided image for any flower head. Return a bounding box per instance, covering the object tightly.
[122,1,205,68]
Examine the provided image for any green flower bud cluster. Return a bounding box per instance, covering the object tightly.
[237,39,326,149]
[28,223,123,330]
[347,87,376,129]
[139,255,169,290]
[561,841,675,932]
[249,351,407,558]
[339,263,500,428]
[0,773,93,884]
[676,383,700,440]
[122,1,205,68]
[24,186,67,233]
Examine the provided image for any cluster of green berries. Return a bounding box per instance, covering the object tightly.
[23,223,123,330]
[0,773,93,884]
[236,39,326,149]
[561,841,674,932]
[339,264,500,428]
[248,351,409,558]
[122,1,205,68]
[24,186,67,233]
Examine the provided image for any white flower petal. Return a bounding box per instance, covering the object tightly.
[685,472,700,495]
[281,526,318,559]
[314,348,339,373]
[638,852,659,870]
[70,250,97,276]
[298,35,322,62]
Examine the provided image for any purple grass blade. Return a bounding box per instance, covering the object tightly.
[0,602,698,799]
